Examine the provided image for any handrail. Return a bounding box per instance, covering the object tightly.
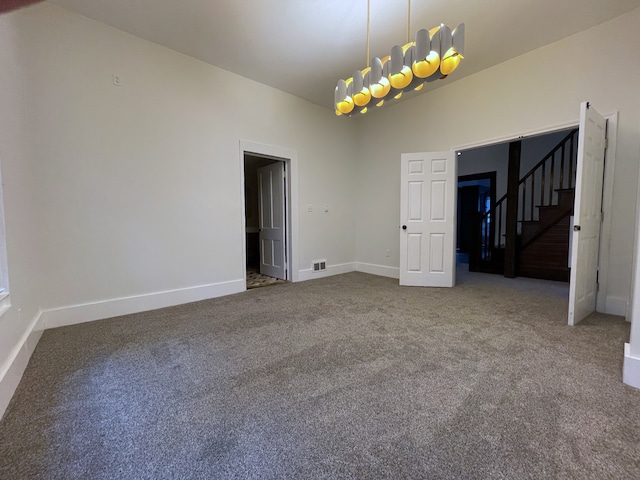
[519,128,579,223]
[518,129,578,188]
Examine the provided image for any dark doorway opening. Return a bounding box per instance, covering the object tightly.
[457,172,496,269]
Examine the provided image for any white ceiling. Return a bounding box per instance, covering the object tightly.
[48,0,640,110]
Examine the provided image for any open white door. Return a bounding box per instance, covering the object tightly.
[400,151,456,287]
[258,162,287,280]
[568,102,607,325]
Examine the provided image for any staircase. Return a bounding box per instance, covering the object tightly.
[519,188,574,281]
[472,128,579,281]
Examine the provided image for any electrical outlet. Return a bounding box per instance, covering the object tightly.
[112,74,122,86]
[385,249,390,257]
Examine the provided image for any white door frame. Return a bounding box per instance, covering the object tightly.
[239,140,300,286]
[451,113,618,315]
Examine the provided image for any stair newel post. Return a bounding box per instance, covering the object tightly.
[541,162,546,207]
[549,154,555,205]
[560,143,566,189]
[521,180,526,221]
[504,140,522,278]
[497,203,502,249]
[530,174,535,221]
[569,132,575,188]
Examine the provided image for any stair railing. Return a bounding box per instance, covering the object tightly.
[518,128,579,224]
[473,128,579,268]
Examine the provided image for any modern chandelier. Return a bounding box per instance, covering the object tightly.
[335,0,464,117]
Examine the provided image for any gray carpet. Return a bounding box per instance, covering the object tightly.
[1,269,639,479]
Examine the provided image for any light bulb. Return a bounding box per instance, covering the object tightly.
[389,66,413,89]
[337,97,355,115]
[441,52,462,75]
[353,88,372,107]
[370,77,391,98]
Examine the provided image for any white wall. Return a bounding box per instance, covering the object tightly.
[0,9,47,416]
[355,7,640,316]
[32,2,358,308]
[624,130,640,387]
[0,3,359,416]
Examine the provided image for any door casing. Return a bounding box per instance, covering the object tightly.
[240,140,299,287]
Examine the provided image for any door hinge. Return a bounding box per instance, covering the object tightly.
[604,138,608,149]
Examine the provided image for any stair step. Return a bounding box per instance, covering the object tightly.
[519,207,572,246]
[519,220,570,276]
[520,221,540,245]
[538,205,565,225]
[557,189,575,209]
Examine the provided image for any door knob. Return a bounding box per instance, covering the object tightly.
[402,225,407,230]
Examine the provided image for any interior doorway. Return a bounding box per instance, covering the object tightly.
[243,153,289,289]
[455,127,578,279]
[400,106,617,318]
[240,140,299,288]
[457,172,496,269]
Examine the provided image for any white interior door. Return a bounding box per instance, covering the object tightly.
[258,162,287,280]
[400,151,456,287]
[568,102,607,326]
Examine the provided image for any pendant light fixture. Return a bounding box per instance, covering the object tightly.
[335,0,464,117]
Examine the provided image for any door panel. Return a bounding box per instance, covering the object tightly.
[568,102,607,325]
[258,162,287,280]
[407,234,422,271]
[430,233,445,273]
[400,151,456,287]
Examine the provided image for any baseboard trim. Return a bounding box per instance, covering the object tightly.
[41,279,246,330]
[355,262,400,279]
[604,295,627,317]
[0,310,44,420]
[623,343,640,389]
[297,262,355,282]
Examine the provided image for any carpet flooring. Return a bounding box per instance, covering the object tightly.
[1,269,639,479]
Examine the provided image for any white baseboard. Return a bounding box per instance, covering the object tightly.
[0,311,43,420]
[355,262,400,279]
[41,279,245,329]
[623,343,640,389]
[297,262,356,282]
[603,295,628,318]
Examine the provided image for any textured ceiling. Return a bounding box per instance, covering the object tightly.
[49,0,640,110]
